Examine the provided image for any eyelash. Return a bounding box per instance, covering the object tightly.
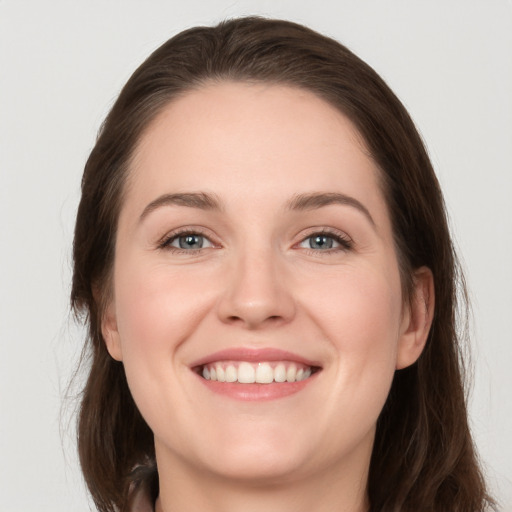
[297,229,353,255]
[157,228,353,254]
[157,228,215,254]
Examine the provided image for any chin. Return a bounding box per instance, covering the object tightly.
[204,448,308,485]
[185,423,314,484]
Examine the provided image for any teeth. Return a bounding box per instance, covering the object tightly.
[216,365,226,382]
[255,362,274,383]
[238,362,255,383]
[201,361,314,384]
[225,364,237,382]
[286,365,296,382]
[274,363,286,383]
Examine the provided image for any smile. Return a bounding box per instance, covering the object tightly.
[201,361,314,384]
[192,348,321,400]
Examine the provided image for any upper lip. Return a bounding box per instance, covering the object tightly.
[190,347,321,369]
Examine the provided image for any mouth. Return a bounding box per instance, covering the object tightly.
[191,348,322,400]
[198,361,319,384]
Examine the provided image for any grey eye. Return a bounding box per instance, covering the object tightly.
[181,234,203,249]
[301,234,338,250]
[170,234,212,250]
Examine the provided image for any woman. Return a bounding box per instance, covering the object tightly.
[71,17,495,512]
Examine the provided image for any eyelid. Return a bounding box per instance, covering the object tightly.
[155,225,353,253]
[294,227,353,252]
[157,226,219,251]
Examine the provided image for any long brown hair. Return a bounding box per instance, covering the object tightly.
[71,17,495,512]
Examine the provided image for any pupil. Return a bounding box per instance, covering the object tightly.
[179,234,203,249]
[311,235,333,249]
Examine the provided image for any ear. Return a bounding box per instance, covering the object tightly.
[396,266,435,370]
[101,299,123,362]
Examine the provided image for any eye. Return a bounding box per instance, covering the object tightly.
[161,232,214,251]
[298,231,352,252]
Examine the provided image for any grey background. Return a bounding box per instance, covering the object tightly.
[1,1,511,510]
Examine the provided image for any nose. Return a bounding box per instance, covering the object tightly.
[216,247,296,329]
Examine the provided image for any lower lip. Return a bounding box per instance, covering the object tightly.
[196,373,318,401]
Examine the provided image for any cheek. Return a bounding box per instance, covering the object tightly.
[111,260,217,425]
[114,260,214,355]
[304,263,403,352]
[303,264,402,415]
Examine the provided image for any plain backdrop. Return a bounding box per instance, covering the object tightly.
[1,1,511,510]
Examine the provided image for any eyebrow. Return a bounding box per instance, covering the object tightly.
[286,192,375,226]
[139,192,222,222]
[139,190,375,226]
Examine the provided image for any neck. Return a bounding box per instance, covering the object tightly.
[154,448,370,512]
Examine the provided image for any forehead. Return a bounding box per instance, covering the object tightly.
[125,81,388,222]
[135,81,368,163]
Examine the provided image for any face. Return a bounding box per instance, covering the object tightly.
[103,82,431,487]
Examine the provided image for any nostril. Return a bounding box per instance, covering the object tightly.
[224,313,286,329]
[216,279,296,328]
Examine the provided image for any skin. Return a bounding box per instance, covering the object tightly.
[102,82,434,512]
